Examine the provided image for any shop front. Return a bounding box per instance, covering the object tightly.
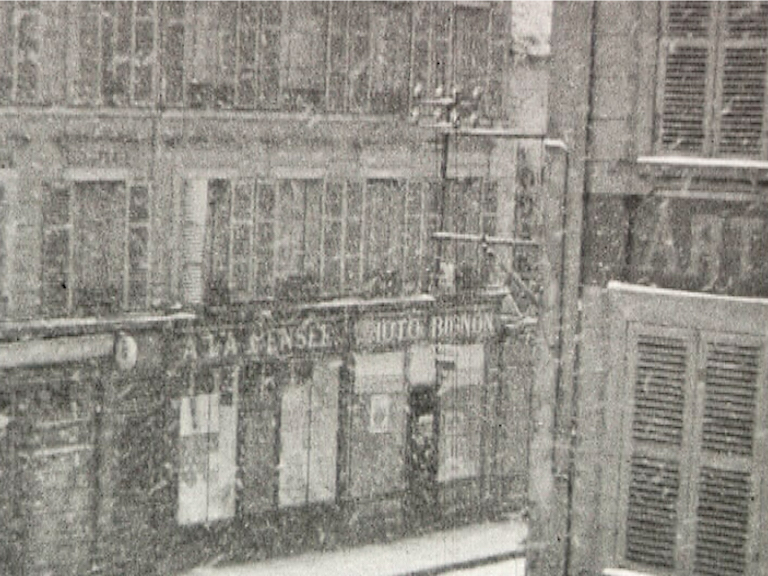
[165,310,346,567]
[0,321,175,576]
[346,297,502,538]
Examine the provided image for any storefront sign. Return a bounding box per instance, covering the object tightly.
[430,309,495,342]
[355,307,496,349]
[630,198,768,296]
[177,317,337,364]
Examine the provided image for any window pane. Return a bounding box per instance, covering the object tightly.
[455,6,489,102]
[349,3,370,112]
[238,2,259,108]
[161,4,185,106]
[16,7,40,103]
[285,3,327,110]
[73,182,126,314]
[370,3,410,114]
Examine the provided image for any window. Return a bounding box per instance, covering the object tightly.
[606,287,767,576]
[173,1,507,118]
[0,1,42,105]
[72,1,158,106]
[183,176,440,305]
[658,1,768,157]
[441,178,498,289]
[42,180,151,316]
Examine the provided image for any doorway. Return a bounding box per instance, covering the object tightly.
[406,386,439,531]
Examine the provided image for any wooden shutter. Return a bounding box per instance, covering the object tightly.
[659,1,716,154]
[692,335,763,576]
[42,183,73,315]
[714,2,768,156]
[620,326,694,571]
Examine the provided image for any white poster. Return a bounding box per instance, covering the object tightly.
[178,393,214,525]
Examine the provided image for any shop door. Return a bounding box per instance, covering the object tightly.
[406,386,438,530]
[18,372,97,576]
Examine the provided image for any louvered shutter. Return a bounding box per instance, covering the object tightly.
[714,2,768,156]
[692,335,763,576]
[619,325,695,571]
[659,1,717,154]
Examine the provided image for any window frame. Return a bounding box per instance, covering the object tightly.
[41,172,152,317]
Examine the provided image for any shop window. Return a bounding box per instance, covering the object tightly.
[0,2,42,105]
[42,180,151,316]
[658,1,768,157]
[348,351,408,499]
[72,1,158,106]
[606,288,767,576]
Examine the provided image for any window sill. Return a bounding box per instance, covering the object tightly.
[637,155,768,182]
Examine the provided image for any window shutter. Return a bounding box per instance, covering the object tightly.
[42,183,73,315]
[621,327,693,570]
[659,1,716,154]
[715,3,768,156]
[693,336,762,576]
[128,182,150,310]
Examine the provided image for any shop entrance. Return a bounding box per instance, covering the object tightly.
[406,386,439,530]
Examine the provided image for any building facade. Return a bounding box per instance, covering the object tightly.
[0,3,544,575]
[535,2,768,576]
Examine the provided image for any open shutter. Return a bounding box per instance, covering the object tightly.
[714,2,768,156]
[659,1,716,154]
[620,325,694,571]
[692,335,763,576]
